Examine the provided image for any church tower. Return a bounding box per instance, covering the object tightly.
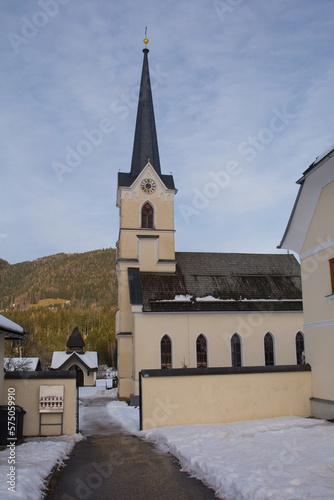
[116,38,177,399]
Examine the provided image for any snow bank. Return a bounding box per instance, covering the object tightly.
[0,434,83,500]
[106,401,334,500]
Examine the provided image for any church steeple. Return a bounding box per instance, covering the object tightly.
[130,37,161,178]
[115,39,177,400]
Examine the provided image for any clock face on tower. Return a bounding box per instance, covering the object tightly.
[141,178,156,194]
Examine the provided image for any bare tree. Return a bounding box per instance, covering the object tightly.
[4,358,33,372]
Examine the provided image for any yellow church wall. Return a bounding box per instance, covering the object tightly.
[116,267,133,333]
[116,334,133,400]
[119,192,175,231]
[131,311,304,396]
[118,230,175,262]
[140,369,312,430]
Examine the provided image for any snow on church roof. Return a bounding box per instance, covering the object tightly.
[51,351,98,371]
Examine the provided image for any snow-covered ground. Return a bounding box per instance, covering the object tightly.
[1,381,334,499]
[0,379,113,499]
[0,433,83,499]
[106,402,334,500]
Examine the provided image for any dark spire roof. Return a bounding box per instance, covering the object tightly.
[130,47,161,178]
[66,326,85,349]
[118,43,175,191]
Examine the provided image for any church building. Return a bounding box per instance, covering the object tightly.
[116,39,304,401]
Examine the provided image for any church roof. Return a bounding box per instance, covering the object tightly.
[66,326,85,348]
[130,47,161,178]
[118,171,175,190]
[118,43,175,190]
[129,252,303,312]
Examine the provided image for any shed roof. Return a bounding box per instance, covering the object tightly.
[51,351,98,371]
[4,357,41,371]
[129,252,302,312]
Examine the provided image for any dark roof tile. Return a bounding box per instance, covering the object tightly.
[138,252,302,312]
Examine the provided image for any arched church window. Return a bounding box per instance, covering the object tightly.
[196,334,207,367]
[296,331,305,365]
[231,333,242,367]
[161,334,172,369]
[141,202,154,228]
[264,332,275,366]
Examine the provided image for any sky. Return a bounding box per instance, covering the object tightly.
[1,0,334,264]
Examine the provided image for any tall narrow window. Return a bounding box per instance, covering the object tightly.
[161,334,172,369]
[141,202,154,228]
[264,332,275,366]
[231,333,242,367]
[296,331,305,365]
[329,258,334,293]
[196,334,207,367]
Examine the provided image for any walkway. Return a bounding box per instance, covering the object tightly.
[46,394,219,500]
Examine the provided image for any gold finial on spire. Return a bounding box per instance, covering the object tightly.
[143,26,149,49]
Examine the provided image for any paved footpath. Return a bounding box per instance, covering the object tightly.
[46,396,219,500]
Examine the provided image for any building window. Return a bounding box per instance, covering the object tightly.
[329,258,334,293]
[264,332,275,366]
[296,331,305,365]
[196,334,207,367]
[141,202,154,228]
[231,333,242,367]
[161,334,172,369]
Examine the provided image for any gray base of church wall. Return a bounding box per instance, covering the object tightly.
[310,397,334,420]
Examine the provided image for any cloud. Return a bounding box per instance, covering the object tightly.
[1,0,334,263]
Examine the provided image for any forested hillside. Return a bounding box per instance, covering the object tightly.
[0,248,118,368]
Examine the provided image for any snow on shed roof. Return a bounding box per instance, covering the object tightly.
[51,351,98,371]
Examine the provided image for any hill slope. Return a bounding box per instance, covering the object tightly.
[0,248,118,368]
[0,248,117,310]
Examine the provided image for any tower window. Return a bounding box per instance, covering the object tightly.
[141,202,154,228]
[161,334,172,369]
[196,334,207,367]
[231,333,242,367]
[264,332,275,366]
